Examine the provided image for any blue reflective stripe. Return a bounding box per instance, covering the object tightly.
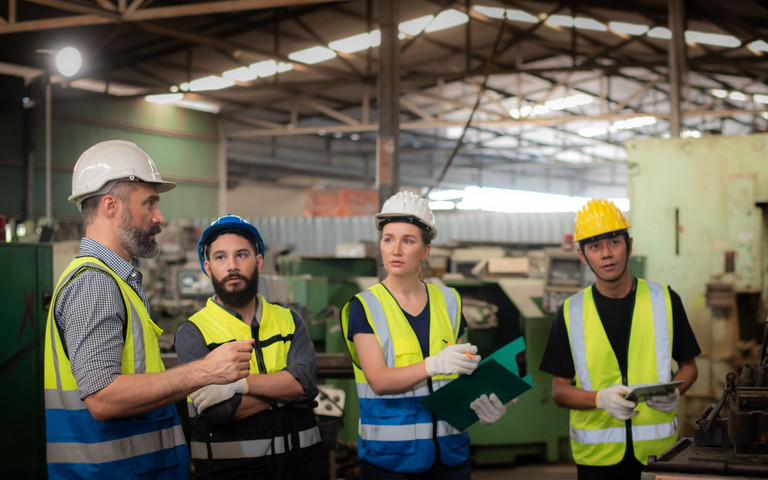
[647,281,671,381]
[568,291,592,391]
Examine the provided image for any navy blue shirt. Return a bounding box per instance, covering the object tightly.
[346,293,467,357]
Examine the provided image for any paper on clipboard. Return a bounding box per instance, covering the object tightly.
[418,336,533,431]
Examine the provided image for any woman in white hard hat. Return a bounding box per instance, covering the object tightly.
[340,191,507,479]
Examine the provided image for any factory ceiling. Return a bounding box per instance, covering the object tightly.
[2,0,768,197]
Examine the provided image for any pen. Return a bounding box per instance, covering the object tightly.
[442,339,476,359]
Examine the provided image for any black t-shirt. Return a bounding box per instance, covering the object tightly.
[539,279,700,379]
[539,278,701,480]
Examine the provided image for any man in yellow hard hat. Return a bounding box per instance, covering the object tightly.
[539,198,700,480]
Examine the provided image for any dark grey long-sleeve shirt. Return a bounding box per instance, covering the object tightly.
[175,297,318,420]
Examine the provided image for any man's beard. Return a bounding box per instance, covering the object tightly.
[211,268,259,308]
[118,209,162,259]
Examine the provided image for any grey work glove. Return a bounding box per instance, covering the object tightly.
[190,378,248,413]
[424,343,481,376]
[647,388,680,412]
[470,393,506,425]
[596,384,638,420]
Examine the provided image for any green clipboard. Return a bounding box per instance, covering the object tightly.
[418,336,533,431]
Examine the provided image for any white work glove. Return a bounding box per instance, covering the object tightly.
[190,378,248,413]
[647,388,680,412]
[596,384,638,420]
[424,343,480,376]
[470,393,506,425]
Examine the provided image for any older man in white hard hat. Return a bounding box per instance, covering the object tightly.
[44,140,254,479]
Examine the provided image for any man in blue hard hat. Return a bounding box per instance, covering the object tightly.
[175,214,326,479]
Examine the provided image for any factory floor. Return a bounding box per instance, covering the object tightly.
[471,462,577,479]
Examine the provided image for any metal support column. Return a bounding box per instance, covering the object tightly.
[45,80,52,225]
[376,0,399,207]
[217,121,227,216]
[668,0,685,137]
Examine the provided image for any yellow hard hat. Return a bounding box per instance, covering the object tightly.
[573,198,630,242]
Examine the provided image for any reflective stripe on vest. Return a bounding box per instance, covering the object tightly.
[564,279,677,466]
[44,257,188,478]
[341,283,469,473]
[190,426,321,460]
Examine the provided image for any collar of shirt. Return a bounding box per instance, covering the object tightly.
[211,295,263,326]
[79,237,142,284]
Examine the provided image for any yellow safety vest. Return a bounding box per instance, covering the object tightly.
[44,256,188,479]
[340,282,468,473]
[186,296,321,462]
[564,279,677,466]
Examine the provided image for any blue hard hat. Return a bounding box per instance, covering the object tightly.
[197,214,265,274]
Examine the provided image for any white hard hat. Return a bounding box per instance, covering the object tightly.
[69,140,176,209]
[375,191,438,240]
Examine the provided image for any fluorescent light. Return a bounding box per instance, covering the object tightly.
[754,94,768,104]
[728,91,747,101]
[145,93,184,104]
[574,18,607,32]
[613,115,657,129]
[329,30,381,53]
[472,6,505,19]
[710,88,728,99]
[428,189,466,201]
[181,75,235,92]
[547,15,574,28]
[682,129,702,138]
[579,125,609,137]
[510,104,550,118]
[506,9,538,23]
[288,46,337,64]
[609,21,648,36]
[251,60,278,77]
[425,9,469,33]
[399,15,433,36]
[223,66,258,82]
[748,40,768,55]
[545,93,593,110]
[685,30,740,48]
[647,27,672,39]
[174,98,220,114]
[70,78,146,96]
[277,62,293,73]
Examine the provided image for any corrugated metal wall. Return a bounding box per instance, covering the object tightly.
[210,211,575,256]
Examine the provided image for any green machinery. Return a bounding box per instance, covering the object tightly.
[277,256,572,464]
[442,277,570,464]
[1,243,52,478]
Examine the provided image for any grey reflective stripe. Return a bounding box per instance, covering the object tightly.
[190,426,321,460]
[291,426,322,449]
[567,291,591,391]
[360,422,432,441]
[570,424,626,445]
[60,261,148,374]
[187,401,196,417]
[436,420,461,437]
[356,381,430,399]
[570,419,677,445]
[359,290,394,367]
[44,389,86,410]
[632,418,677,441]
[647,281,671,381]
[47,425,185,464]
[435,285,459,331]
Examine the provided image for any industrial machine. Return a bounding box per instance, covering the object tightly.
[1,243,52,478]
[442,276,571,464]
[643,321,768,479]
